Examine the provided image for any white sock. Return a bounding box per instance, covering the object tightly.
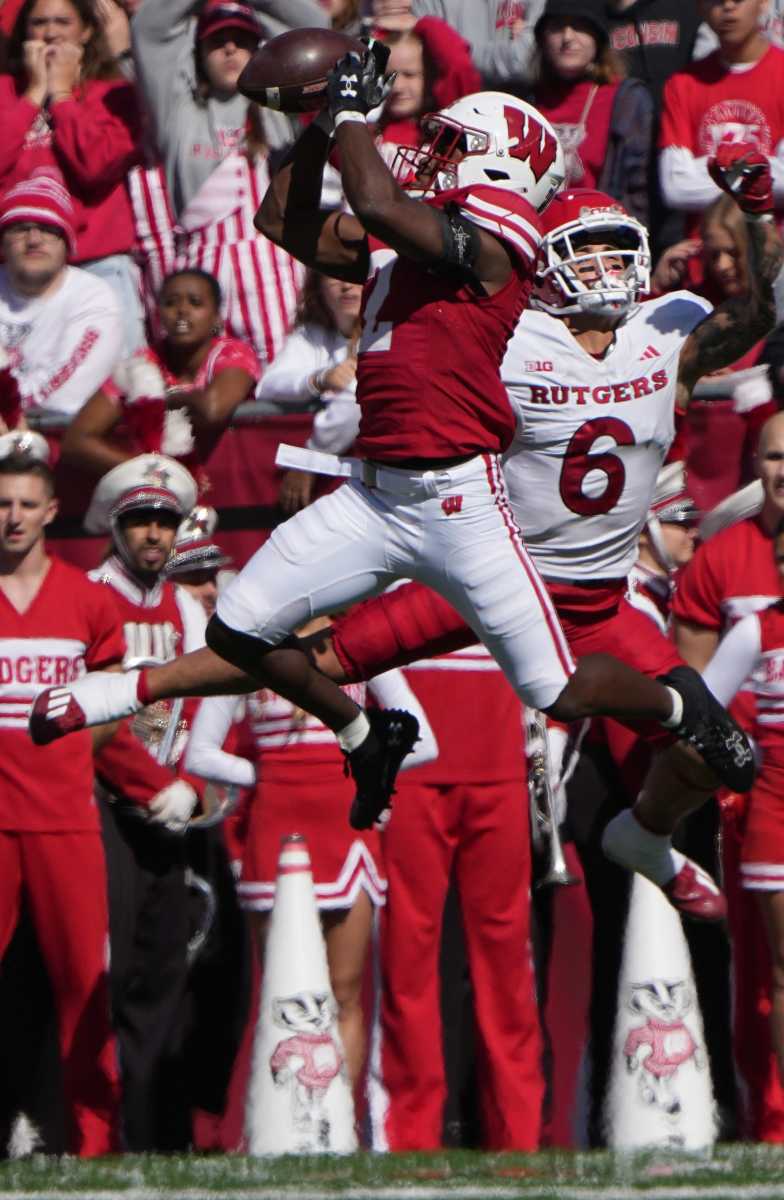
[660,686,684,730]
[336,711,370,754]
[602,809,686,885]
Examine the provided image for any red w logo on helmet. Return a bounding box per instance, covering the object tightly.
[504,105,558,182]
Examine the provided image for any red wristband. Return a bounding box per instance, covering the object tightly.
[136,669,153,706]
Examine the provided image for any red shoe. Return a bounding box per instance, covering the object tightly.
[28,687,87,745]
[662,860,727,923]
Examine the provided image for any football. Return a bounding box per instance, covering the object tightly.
[237,27,365,113]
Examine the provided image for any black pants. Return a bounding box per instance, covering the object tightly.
[99,796,191,1152]
[183,826,251,1119]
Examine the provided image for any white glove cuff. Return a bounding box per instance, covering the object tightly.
[334,111,367,129]
[75,669,143,725]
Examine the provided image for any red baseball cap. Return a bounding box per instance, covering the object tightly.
[196,1,263,42]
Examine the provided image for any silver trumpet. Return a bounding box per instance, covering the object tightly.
[525,709,579,889]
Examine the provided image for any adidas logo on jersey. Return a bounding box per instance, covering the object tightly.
[639,344,660,360]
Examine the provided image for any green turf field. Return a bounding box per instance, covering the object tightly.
[1,1146,784,1199]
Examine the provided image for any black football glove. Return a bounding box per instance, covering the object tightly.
[326,39,395,122]
[362,38,395,109]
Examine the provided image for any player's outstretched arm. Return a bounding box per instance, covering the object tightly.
[676,144,784,410]
[328,48,512,290]
[255,120,369,282]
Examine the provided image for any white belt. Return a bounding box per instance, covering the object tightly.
[275,444,458,498]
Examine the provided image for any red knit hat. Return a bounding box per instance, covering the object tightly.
[196,0,263,42]
[0,170,77,258]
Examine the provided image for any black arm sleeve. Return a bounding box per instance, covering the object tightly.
[429,206,482,282]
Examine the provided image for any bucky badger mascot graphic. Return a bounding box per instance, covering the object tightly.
[269,991,345,1149]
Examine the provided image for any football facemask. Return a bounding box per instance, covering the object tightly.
[533,192,651,318]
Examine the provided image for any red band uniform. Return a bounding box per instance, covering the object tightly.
[673,512,784,1141]
[333,587,543,1150]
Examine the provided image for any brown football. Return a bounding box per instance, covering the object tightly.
[238,27,365,113]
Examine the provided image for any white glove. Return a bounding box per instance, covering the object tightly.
[49,669,142,725]
[148,779,198,833]
[114,357,166,404]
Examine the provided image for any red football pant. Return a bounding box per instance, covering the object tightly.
[333,580,681,747]
[371,780,543,1151]
[0,832,121,1155]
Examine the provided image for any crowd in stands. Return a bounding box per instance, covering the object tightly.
[3,0,784,1159]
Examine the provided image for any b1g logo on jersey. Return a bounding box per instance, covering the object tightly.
[123,621,180,668]
[524,360,554,372]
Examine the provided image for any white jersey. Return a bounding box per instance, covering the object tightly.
[0,266,123,417]
[501,292,712,581]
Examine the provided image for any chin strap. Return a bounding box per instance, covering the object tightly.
[645,515,676,574]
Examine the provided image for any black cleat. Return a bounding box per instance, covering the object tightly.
[658,665,756,792]
[346,708,420,830]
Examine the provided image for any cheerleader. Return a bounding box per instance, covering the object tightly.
[185,621,437,1084]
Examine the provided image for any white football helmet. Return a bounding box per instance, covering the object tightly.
[532,188,651,319]
[392,92,565,212]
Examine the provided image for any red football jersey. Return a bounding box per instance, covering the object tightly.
[0,557,124,831]
[672,517,781,633]
[355,185,542,462]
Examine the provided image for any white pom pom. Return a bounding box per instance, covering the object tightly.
[124,357,167,403]
[162,407,195,456]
